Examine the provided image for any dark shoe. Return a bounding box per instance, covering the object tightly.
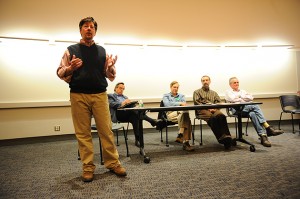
[156,119,164,129]
[183,141,195,151]
[151,119,163,127]
[155,120,166,130]
[175,133,183,143]
[219,134,232,149]
[110,165,127,176]
[135,140,140,147]
[260,135,271,147]
[82,171,94,182]
[266,126,284,137]
[231,138,237,146]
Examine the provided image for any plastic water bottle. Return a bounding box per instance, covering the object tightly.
[139,100,144,107]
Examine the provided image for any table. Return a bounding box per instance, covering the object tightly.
[119,102,262,163]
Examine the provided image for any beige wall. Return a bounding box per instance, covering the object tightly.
[0,98,297,140]
[1,0,300,46]
[0,0,299,140]
[297,51,300,90]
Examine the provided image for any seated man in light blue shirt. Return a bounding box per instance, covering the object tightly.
[163,81,194,151]
[225,77,284,147]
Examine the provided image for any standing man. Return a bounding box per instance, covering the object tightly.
[193,75,233,149]
[225,77,284,147]
[57,17,126,182]
[163,81,194,151]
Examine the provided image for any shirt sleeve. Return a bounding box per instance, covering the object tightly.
[181,94,186,103]
[240,90,254,101]
[225,89,253,102]
[225,89,242,102]
[56,49,72,83]
[214,91,222,103]
[193,90,202,105]
[108,94,122,109]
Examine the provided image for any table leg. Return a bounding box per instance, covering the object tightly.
[138,111,151,163]
[236,106,256,152]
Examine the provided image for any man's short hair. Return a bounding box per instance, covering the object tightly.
[229,77,238,84]
[170,81,179,88]
[114,82,124,91]
[79,17,98,31]
[201,75,210,81]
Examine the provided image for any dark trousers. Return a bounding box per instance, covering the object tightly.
[197,109,231,142]
[116,110,155,140]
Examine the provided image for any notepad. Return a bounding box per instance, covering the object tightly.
[119,101,138,108]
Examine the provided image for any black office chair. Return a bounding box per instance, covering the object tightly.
[226,107,250,137]
[157,100,178,147]
[78,122,130,165]
[192,112,204,145]
[278,95,300,134]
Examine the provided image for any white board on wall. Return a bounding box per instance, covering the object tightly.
[0,39,298,107]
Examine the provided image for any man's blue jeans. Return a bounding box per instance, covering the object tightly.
[232,104,267,136]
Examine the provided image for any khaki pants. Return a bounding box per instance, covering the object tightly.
[70,92,120,172]
[166,110,192,140]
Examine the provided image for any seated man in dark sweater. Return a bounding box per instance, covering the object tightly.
[108,82,163,147]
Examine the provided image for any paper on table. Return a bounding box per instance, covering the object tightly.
[119,101,138,108]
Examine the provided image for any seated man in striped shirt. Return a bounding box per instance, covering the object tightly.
[193,75,233,149]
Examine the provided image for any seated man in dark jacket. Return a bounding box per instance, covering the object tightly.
[108,82,162,147]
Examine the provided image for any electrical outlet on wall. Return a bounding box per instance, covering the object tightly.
[54,125,60,131]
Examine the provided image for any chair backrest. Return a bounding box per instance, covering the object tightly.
[194,110,200,119]
[223,100,235,117]
[157,100,177,127]
[279,95,300,112]
[157,100,168,121]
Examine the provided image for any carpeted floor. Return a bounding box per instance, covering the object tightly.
[0,121,299,199]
